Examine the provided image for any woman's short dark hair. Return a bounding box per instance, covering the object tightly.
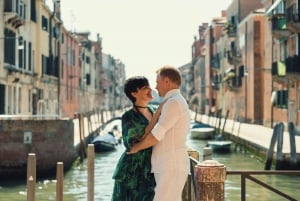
[124,76,149,103]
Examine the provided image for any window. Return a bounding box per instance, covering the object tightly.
[28,42,32,71]
[24,40,27,70]
[86,74,91,85]
[86,56,90,64]
[42,16,48,31]
[18,37,25,69]
[276,90,288,109]
[28,90,31,113]
[18,48,23,68]
[61,33,64,44]
[4,29,16,65]
[18,87,21,113]
[298,89,300,110]
[42,54,48,74]
[13,87,17,114]
[30,0,37,22]
[72,49,75,65]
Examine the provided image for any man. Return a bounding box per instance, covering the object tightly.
[127,65,190,201]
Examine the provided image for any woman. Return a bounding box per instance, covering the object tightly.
[111,76,161,201]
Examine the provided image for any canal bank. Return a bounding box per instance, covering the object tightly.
[1,114,300,201]
[193,112,300,170]
[1,138,300,201]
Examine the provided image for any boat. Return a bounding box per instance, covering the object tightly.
[190,122,211,129]
[111,125,122,144]
[207,110,232,152]
[190,127,215,139]
[190,122,215,139]
[207,140,232,152]
[91,131,118,152]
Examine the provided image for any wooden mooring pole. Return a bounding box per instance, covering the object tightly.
[78,113,87,161]
[182,148,200,201]
[56,162,64,201]
[27,153,36,201]
[195,160,226,201]
[88,144,95,201]
[202,147,212,161]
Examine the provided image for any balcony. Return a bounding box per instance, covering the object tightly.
[285,55,300,73]
[223,23,237,38]
[285,5,300,33]
[223,75,242,91]
[270,14,290,39]
[227,48,242,65]
[211,56,220,69]
[4,63,21,74]
[271,61,286,76]
[4,0,26,29]
[230,76,242,89]
[212,74,221,90]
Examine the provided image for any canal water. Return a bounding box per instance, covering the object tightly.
[0,136,299,200]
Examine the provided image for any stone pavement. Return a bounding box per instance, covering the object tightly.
[193,113,300,154]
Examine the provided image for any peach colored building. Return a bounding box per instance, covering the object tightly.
[0,1,126,118]
[263,0,300,127]
[60,28,82,118]
[190,23,208,114]
[186,0,300,129]
[0,0,62,116]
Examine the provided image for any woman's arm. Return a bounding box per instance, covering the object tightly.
[142,101,165,139]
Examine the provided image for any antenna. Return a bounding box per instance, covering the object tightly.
[70,9,77,33]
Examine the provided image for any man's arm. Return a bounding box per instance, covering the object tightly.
[127,132,159,154]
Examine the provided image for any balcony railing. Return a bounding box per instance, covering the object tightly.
[272,56,300,76]
[211,56,220,69]
[212,74,221,90]
[270,14,290,38]
[285,55,300,73]
[286,5,300,33]
[223,23,237,38]
[4,0,26,28]
[271,61,286,76]
[227,48,242,65]
[227,75,242,90]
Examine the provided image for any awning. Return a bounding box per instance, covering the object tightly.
[225,67,234,74]
[277,61,286,76]
[222,72,235,82]
[271,91,277,105]
[266,0,283,15]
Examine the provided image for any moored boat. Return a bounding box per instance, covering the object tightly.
[91,132,118,152]
[190,122,215,139]
[207,140,232,152]
[190,127,215,140]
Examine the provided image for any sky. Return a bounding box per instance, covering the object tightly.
[59,0,232,86]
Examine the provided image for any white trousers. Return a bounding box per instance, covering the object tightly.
[153,170,188,201]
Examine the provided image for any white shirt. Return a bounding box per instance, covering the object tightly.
[151,89,190,173]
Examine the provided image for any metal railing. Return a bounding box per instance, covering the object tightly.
[227,170,300,201]
[187,157,300,201]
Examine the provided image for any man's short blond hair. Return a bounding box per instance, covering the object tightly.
[156,65,181,86]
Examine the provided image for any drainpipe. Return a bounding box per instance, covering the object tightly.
[49,2,55,114]
[49,0,61,116]
[55,1,61,117]
[271,33,275,128]
[245,22,248,123]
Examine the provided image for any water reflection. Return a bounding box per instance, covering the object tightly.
[0,137,299,201]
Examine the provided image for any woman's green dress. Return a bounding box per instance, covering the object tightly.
[111,107,155,201]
